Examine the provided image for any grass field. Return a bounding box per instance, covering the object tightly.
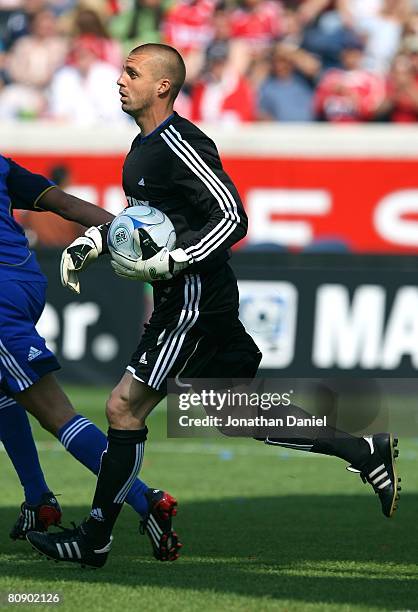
[1,386,417,612]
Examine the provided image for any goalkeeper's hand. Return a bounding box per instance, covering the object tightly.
[111,228,191,282]
[60,224,109,294]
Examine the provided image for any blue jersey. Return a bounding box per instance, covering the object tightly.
[0,155,55,281]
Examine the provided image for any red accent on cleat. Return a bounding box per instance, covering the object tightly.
[142,490,182,562]
[38,506,62,529]
[153,493,178,518]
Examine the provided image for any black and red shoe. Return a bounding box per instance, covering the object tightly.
[140,489,182,561]
[10,492,62,540]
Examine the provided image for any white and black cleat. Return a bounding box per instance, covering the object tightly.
[347,433,400,518]
[26,523,112,568]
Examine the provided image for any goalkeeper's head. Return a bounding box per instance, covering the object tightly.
[117,43,186,121]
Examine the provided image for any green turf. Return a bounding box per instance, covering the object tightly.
[1,386,417,612]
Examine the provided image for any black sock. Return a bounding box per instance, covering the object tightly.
[83,427,147,546]
[259,434,370,466]
[311,436,370,466]
[256,401,371,467]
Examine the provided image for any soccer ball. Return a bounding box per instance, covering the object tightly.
[107,205,176,263]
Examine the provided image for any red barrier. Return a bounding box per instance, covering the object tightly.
[10,153,418,253]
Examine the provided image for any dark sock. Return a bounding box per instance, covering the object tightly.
[257,401,371,467]
[84,427,147,546]
[311,436,370,466]
[0,401,49,504]
[57,415,149,517]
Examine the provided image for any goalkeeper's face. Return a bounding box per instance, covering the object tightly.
[117,53,167,117]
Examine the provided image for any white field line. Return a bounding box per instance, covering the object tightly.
[0,440,323,457]
[0,441,417,460]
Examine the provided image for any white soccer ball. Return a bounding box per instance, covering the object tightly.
[107,205,176,263]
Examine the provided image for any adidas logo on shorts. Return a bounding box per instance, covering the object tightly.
[139,352,148,365]
[28,347,43,361]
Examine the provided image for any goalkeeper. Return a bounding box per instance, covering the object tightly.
[31,43,400,568]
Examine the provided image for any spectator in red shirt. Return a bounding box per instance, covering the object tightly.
[375,52,418,122]
[191,41,256,123]
[403,34,418,78]
[162,0,216,84]
[71,6,123,68]
[163,0,215,53]
[314,31,386,122]
[230,0,284,50]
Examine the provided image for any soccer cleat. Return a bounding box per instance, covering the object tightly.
[140,489,182,561]
[26,523,112,569]
[347,434,400,518]
[10,492,62,541]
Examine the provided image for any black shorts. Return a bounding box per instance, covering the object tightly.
[127,264,262,394]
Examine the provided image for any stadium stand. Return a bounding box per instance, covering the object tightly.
[0,0,417,124]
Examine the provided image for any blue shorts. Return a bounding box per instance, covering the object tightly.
[0,280,60,398]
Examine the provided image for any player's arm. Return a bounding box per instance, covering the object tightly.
[6,157,113,226]
[5,157,114,293]
[37,188,114,227]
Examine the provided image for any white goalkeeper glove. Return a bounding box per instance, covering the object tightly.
[111,228,191,282]
[60,224,109,294]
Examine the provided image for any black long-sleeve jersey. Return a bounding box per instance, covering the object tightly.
[122,111,247,274]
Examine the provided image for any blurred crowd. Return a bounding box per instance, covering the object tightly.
[1,0,418,124]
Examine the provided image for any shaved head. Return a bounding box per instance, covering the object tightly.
[129,43,186,101]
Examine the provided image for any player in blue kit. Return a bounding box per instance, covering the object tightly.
[0,155,181,561]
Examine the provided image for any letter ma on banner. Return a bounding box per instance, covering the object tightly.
[234,253,418,375]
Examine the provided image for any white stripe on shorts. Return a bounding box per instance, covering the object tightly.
[148,275,201,390]
[0,397,17,410]
[0,340,32,391]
